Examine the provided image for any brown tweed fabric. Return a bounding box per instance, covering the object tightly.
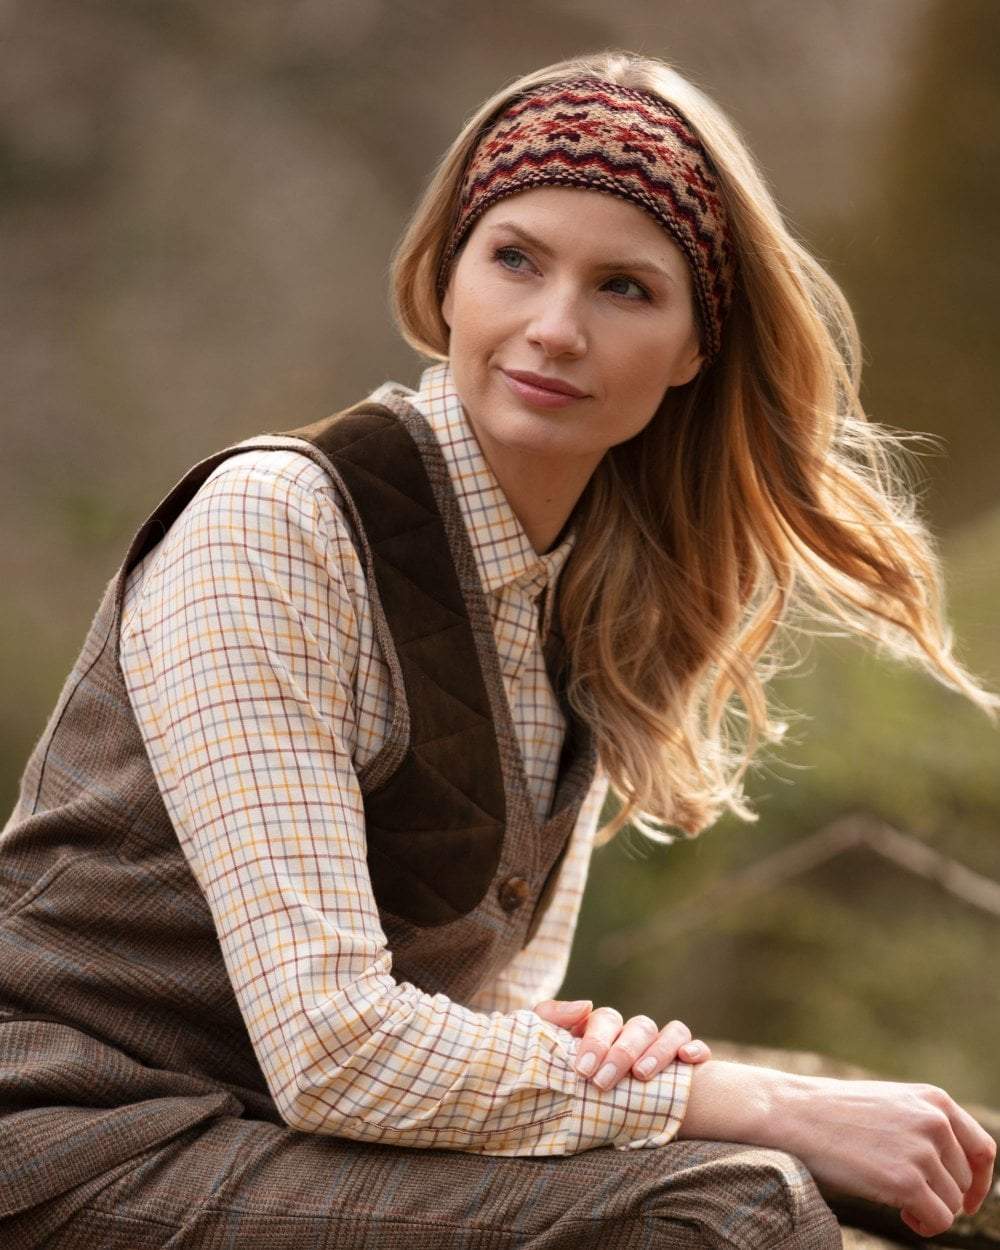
[0,1020,843,1249]
[437,77,737,363]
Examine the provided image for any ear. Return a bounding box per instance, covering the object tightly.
[670,355,705,387]
[671,341,705,387]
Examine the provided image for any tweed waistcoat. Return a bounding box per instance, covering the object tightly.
[0,390,597,1165]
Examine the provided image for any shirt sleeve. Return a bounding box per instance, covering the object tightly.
[119,448,692,1156]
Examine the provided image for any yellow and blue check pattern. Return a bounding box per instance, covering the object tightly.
[118,360,691,1155]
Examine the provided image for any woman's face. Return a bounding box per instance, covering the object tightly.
[440,186,703,478]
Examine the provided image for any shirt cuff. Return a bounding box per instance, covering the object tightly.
[612,1054,693,1149]
[474,1013,695,1156]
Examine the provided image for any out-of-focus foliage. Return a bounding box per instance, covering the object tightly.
[840,0,1000,532]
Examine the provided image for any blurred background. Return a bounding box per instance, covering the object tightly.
[2,1,998,1107]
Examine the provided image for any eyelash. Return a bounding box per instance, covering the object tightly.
[491,246,653,302]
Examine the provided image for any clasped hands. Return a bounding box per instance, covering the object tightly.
[533,998,709,1089]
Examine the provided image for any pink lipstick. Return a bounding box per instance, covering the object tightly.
[500,369,588,409]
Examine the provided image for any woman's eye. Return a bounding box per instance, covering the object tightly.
[604,275,650,301]
[494,246,530,272]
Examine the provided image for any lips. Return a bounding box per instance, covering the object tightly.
[501,369,588,398]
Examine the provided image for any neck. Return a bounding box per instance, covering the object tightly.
[487,449,597,555]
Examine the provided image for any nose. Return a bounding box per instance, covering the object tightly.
[524,283,587,358]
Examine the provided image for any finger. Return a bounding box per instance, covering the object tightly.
[533,1001,595,1049]
[920,1152,967,1221]
[963,1135,997,1214]
[532,998,591,1020]
[903,1178,961,1240]
[899,1210,927,1239]
[945,1103,997,1214]
[921,1088,996,1215]
[568,1012,595,1038]
[935,1125,974,1208]
[555,999,593,1026]
[590,1015,661,1089]
[574,1006,622,1078]
[579,1006,624,1048]
[628,1019,694,1081]
[677,1039,712,1064]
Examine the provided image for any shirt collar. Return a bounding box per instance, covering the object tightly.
[372,361,577,608]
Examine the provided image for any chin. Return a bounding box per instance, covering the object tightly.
[500,422,594,457]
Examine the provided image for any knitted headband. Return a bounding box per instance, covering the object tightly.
[436,76,737,364]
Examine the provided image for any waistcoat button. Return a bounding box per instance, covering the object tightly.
[497,875,530,912]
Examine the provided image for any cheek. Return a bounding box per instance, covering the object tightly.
[448,294,503,363]
[606,336,675,401]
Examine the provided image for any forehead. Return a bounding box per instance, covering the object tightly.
[471,186,690,277]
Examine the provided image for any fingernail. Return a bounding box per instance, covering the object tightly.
[576,1052,598,1076]
[559,1000,590,1014]
[635,1057,656,1077]
[594,1062,617,1088]
[682,1042,704,1058]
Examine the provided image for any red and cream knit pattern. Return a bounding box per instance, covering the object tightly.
[438,77,737,363]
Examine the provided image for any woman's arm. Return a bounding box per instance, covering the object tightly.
[119,449,693,1156]
[678,1059,996,1239]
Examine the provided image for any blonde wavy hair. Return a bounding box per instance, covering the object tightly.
[389,49,999,845]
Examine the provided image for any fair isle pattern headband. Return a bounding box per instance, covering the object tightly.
[437,77,737,364]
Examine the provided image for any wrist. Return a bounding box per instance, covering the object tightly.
[677,1058,816,1149]
[758,1067,833,1159]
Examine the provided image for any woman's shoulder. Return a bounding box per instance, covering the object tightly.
[121,441,368,639]
[199,442,348,511]
[185,441,367,554]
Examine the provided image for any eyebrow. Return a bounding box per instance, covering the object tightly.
[486,220,677,286]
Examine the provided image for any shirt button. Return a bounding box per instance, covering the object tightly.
[497,875,530,913]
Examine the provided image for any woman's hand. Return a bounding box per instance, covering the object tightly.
[532,998,712,1089]
[779,1073,997,1240]
[680,1059,997,1242]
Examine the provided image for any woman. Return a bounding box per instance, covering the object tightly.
[0,49,995,1249]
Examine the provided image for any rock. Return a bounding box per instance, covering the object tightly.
[842,1231,916,1250]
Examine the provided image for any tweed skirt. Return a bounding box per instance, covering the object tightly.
[0,1020,842,1249]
